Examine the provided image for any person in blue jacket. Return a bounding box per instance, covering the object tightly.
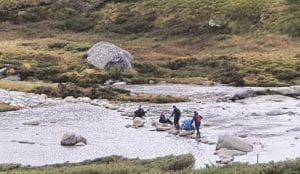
[181,119,195,130]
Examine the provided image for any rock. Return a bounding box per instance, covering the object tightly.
[108,105,119,110]
[60,133,87,146]
[63,96,77,103]
[0,67,7,78]
[168,130,179,135]
[219,156,234,164]
[2,75,21,81]
[156,124,172,131]
[231,89,255,101]
[217,148,247,157]
[125,124,132,128]
[104,79,115,85]
[79,97,92,103]
[238,134,248,138]
[23,120,39,126]
[199,139,209,144]
[159,81,167,84]
[132,118,145,128]
[18,141,35,145]
[121,112,134,117]
[149,80,155,84]
[87,41,133,70]
[265,110,286,116]
[112,82,127,86]
[216,135,253,152]
[179,130,195,137]
[289,127,300,132]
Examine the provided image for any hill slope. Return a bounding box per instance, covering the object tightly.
[0,0,299,87]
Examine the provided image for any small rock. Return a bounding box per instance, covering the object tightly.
[168,130,179,135]
[18,141,35,145]
[112,82,127,86]
[265,110,286,116]
[64,96,77,103]
[149,80,155,84]
[104,79,115,85]
[179,130,195,137]
[79,97,92,103]
[2,75,21,81]
[23,120,39,126]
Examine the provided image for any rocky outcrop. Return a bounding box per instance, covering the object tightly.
[216,135,253,152]
[87,42,133,70]
[133,118,145,128]
[60,133,87,146]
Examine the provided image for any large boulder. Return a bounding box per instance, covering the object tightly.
[231,89,255,101]
[216,135,253,152]
[87,42,133,70]
[132,118,145,128]
[61,133,87,146]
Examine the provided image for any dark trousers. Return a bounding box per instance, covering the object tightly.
[174,117,180,130]
[195,123,201,137]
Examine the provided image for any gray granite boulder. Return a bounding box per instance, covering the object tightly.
[231,89,255,101]
[216,135,253,152]
[87,42,133,70]
[132,118,145,128]
[61,133,87,146]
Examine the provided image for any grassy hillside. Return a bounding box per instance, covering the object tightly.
[0,0,299,88]
[1,155,300,174]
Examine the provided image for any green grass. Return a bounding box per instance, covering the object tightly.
[0,0,299,88]
[1,155,300,174]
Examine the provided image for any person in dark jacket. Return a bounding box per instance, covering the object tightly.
[133,105,146,119]
[191,111,203,137]
[170,105,181,130]
[159,112,173,125]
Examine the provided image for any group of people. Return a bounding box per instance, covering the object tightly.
[134,105,203,138]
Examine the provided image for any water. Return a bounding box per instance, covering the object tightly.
[0,84,299,167]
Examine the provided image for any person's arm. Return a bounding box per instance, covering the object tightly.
[191,116,194,125]
[170,110,175,118]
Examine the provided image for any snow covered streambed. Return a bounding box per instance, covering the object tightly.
[0,85,300,167]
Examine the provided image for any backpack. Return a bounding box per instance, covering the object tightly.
[195,115,202,123]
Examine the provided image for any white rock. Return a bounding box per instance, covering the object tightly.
[63,96,77,103]
[179,130,195,137]
[79,97,92,103]
[23,120,40,126]
[216,135,253,152]
[112,82,127,86]
[132,118,145,128]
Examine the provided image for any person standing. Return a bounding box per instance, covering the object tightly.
[191,111,203,138]
[170,105,181,130]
